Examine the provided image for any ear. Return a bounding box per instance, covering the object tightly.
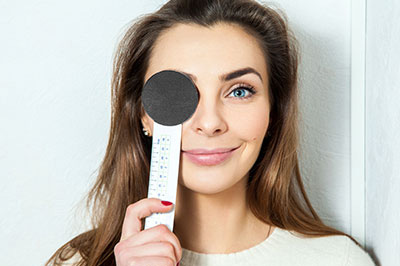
[140,111,153,134]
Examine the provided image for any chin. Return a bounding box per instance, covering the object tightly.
[178,169,242,195]
[178,171,234,194]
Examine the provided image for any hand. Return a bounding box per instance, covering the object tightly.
[114,198,182,266]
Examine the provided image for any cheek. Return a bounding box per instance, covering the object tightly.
[230,107,269,141]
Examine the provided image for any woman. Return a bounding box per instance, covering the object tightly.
[46,0,376,265]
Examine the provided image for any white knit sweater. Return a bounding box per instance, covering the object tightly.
[60,227,376,266]
[178,227,376,266]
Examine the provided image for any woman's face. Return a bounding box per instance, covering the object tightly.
[142,23,271,194]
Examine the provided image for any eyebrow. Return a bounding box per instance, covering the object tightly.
[174,67,263,83]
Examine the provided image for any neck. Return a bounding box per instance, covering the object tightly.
[173,176,272,254]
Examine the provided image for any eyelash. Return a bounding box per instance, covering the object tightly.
[228,83,256,100]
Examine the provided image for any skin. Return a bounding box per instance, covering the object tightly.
[141,22,275,254]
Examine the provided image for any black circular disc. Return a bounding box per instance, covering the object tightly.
[141,70,199,126]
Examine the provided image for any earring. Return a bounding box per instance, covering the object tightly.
[142,127,150,136]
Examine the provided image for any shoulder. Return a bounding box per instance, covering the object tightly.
[275,229,376,266]
[344,238,376,266]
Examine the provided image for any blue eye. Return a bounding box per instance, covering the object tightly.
[228,84,256,100]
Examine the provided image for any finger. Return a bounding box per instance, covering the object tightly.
[123,224,182,262]
[115,242,178,265]
[120,198,174,241]
[127,256,175,266]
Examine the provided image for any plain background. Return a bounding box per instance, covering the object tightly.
[0,0,398,265]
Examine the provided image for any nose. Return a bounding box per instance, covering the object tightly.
[187,93,228,137]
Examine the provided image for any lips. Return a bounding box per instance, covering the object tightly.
[181,145,240,166]
[182,147,237,155]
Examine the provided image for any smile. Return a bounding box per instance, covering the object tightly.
[181,145,241,166]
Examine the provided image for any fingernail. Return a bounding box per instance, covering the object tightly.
[176,262,180,266]
[161,200,173,206]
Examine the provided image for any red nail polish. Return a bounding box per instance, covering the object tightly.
[176,262,180,266]
[161,200,173,206]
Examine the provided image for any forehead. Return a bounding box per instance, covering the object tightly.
[145,23,268,84]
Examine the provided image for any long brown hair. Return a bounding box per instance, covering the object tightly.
[46,0,361,265]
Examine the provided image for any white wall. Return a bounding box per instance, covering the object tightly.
[1,0,394,265]
[365,0,400,265]
[0,1,165,265]
[276,0,353,235]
